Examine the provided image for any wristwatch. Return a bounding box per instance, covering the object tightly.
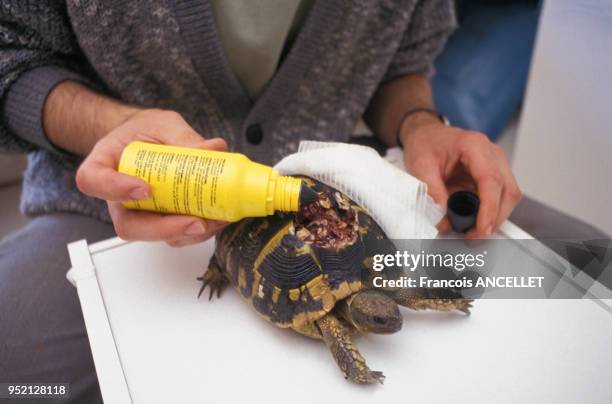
[395,108,450,149]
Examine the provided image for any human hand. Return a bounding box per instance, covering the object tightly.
[400,115,522,238]
[76,109,228,246]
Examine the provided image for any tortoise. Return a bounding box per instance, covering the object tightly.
[198,177,472,384]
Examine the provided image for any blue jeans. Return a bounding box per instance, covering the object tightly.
[433,0,541,140]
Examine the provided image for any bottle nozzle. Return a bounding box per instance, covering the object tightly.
[272,176,319,213]
[272,175,302,213]
[298,183,319,207]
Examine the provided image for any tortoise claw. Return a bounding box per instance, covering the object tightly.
[197,269,229,301]
[350,370,385,385]
[370,371,385,385]
[209,279,227,300]
[196,276,207,299]
[457,299,474,315]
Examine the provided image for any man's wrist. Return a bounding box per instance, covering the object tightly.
[44,80,141,156]
[397,109,449,148]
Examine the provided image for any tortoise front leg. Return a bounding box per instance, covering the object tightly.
[197,255,230,300]
[392,288,473,315]
[315,313,385,384]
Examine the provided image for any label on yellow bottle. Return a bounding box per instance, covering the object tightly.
[118,141,302,222]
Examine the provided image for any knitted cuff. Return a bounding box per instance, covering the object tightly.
[2,65,90,155]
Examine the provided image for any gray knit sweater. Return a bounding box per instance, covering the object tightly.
[0,0,456,223]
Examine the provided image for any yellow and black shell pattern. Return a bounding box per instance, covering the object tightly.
[212,177,391,330]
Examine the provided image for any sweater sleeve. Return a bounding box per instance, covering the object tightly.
[0,1,96,156]
[383,0,457,82]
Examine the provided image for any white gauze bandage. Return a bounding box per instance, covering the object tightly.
[274,141,443,239]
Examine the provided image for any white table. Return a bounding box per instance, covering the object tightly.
[67,222,612,404]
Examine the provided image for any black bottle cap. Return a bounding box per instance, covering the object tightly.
[298,183,319,207]
[447,191,480,233]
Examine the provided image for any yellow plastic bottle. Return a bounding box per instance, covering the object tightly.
[118,141,305,222]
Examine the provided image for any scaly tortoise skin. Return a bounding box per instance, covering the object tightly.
[199,177,472,384]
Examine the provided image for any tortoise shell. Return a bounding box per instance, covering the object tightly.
[212,177,392,330]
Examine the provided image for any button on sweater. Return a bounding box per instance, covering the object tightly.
[0,0,456,223]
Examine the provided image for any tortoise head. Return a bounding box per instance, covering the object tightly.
[344,290,402,334]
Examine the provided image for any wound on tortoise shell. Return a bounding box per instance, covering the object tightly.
[294,191,359,249]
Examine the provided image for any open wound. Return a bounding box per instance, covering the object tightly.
[294,191,359,249]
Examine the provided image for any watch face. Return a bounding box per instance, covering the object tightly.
[441,114,451,127]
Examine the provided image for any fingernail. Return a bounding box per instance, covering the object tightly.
[184,221,207,236]
[129,187,150,200]
[484,225,493,237]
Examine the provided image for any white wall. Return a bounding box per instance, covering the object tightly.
[512,0,612,235]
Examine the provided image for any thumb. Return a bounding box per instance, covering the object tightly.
[76,161,151,202]
[176,133,227,152]
[410,162,449,208]
[198,137,227,151]
[424,176,449,208]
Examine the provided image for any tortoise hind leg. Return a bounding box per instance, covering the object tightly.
[392,288,473,315]
[197,255,229,300]
[315,313,385,384]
